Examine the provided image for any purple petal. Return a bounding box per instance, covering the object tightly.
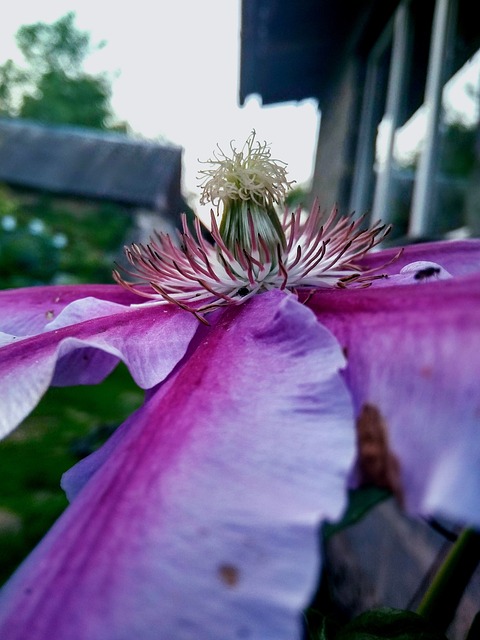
[0,291,355,640]
[307,274,480,526]
[0,304,199,439]
[368,261,453,287]
[0,284,142,335]
[359,239,480,277]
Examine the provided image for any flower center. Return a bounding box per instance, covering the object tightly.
[113,133,391,317]
[197,131,294,257]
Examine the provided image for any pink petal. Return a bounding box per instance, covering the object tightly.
[0,284,141,335]
[0,291,355,640]
[359,238,480,277]
[0,304,199,439]
[307,274,480,526]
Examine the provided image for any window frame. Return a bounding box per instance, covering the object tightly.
[350,0,460,240]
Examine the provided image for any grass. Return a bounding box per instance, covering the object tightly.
[0,363,143,586]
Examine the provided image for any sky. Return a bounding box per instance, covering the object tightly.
[0,0,320,206]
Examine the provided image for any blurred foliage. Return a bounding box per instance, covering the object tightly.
[16,12,91,75]
[387,119,479,240]
[20,70,113,129]
[402,121,477,178]
[0,12,127,131]
[0,363,144,586]
[285,184,310,208]
[0,187,132,288]
[438,122,477,178]
[312,607,447,640]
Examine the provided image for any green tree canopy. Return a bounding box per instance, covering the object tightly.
[16,12,92,76]
[0,12,125,131]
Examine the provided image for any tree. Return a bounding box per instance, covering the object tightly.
[0,59,27,115]
[0,12,125,131]
[16,12,91,76]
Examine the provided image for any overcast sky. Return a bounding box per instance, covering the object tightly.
[0,0,320,204]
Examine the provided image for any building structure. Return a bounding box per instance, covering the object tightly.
[0,118,186,240]
[241,0,480,242]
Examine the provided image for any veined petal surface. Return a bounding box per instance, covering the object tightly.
[0,284,142,335]
[360,238,480,277]
[307,273,480,526]
[0,291,355,640]
[0,303,199,439]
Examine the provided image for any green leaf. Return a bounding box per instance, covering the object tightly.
[336,608,447,640]
[323,487,391,540]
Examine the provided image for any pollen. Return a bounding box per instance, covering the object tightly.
[197,130,294,211]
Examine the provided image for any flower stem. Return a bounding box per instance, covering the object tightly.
[417,527,480,632]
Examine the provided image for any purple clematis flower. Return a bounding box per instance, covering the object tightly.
[0,133,479,639]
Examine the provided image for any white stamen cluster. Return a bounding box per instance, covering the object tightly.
[113,202,391,318]
[198,131,294,211]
